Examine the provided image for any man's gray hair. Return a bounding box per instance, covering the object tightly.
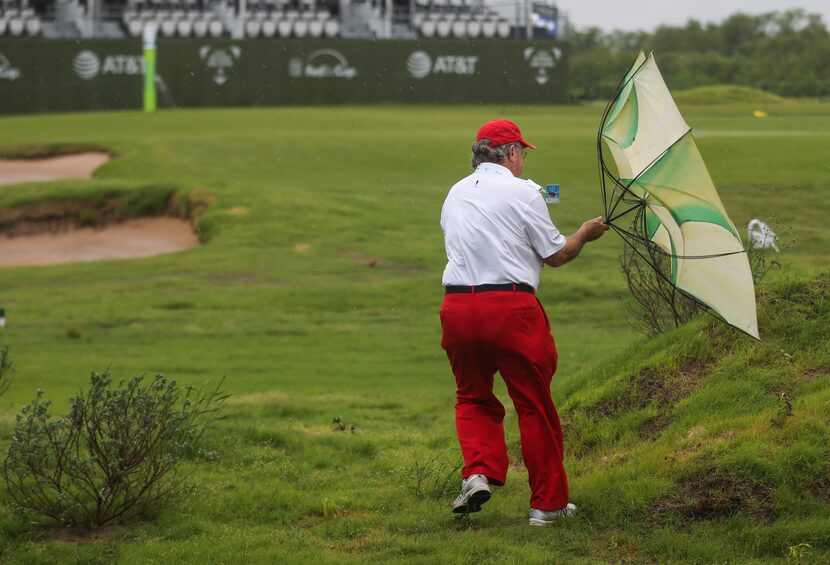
[471,139,519,169]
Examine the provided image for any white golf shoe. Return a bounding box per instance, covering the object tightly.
[451,474,491,514]
[528,503,577,526]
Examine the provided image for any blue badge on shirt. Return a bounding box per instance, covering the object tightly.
[545,184,560,204]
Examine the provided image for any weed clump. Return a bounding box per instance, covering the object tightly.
[2,371,228,530]
[331,416,358,433]
[65,324,83,339]
[410,457,463,499]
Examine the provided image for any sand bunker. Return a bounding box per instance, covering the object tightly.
[0,217,199,266]
[0,152,199,266]
[0,152,111,186]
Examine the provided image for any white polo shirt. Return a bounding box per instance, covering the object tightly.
[441,162,566,290]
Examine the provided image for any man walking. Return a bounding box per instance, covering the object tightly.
[439,119,608,526]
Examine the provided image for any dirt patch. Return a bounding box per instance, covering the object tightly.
[571,360,711,443]
[39,523,118,544]
[339,249,425,273]
[809,473,830,503]
[339,249,380,267]
[0,152,110,186]
[632,364,708,410]
[804,365,830,382]
[508,459,526,472]
[206,272,258,283]
[587,360,710,429]
[655,467,776,523]
[0,217,198,266]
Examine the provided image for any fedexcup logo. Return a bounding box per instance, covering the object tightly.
[523,47,562,85]
[73,50,101,80]
[405,51,478,79]
[0,53,21,81]
[200,45,241,85]
[289,49,357,79]
[406,51,432,79]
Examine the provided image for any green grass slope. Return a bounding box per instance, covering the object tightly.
[0,104,827,563]
[561,272,830,562]
[673,85,787,106]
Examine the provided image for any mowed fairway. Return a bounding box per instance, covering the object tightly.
[0,103,828,563]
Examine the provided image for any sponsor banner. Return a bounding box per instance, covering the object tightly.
[0,40,144,114]
[0,39,567,114]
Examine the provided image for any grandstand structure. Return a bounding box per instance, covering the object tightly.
[0,0,560,40]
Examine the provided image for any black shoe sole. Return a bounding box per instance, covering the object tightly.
[452,489,491,514]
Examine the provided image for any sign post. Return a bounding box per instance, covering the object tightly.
[143,24,157,112]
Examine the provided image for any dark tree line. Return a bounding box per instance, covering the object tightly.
[567,9,830,100]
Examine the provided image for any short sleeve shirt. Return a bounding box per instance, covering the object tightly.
[441,162,566,290]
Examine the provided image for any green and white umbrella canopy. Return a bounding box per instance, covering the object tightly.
[599,52,759,339]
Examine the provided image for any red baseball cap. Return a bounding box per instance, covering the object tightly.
[476,119,537,149]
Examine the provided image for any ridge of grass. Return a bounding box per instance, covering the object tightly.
[0,144,112,160]
[673,85,788,106]
[0,178,215,241]
[561,272,830,560]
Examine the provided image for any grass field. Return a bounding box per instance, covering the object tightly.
[0,101,828,563]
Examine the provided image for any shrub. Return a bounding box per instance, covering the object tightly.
[620,235,779,336]
[619,241,703,336]
[2,371,227,530]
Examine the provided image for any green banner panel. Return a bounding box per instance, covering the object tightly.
[0,39,568,114]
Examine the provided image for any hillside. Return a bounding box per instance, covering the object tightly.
[673,85,787,106]
[560,272,830,562]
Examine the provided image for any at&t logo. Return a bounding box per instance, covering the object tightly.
[406,51,478,80]
[73,50,144,80]
[73,51,100,80]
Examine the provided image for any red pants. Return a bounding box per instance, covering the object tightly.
[440,290,568,511]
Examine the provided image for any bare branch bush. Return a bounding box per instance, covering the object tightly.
[621,234,781,336]
[620,241,703,336]
[2,371,228,530]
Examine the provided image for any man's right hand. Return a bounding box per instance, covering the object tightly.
[580,217,610,242]
[544,217,610,268]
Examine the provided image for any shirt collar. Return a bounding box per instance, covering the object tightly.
[476,162,512,176]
